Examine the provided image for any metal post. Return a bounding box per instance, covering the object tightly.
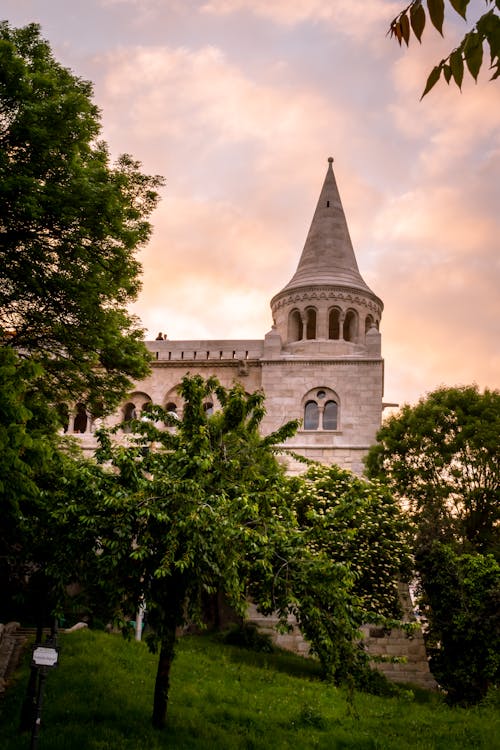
[30,668,48,750]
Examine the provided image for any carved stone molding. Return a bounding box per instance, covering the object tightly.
[271,285,383,315]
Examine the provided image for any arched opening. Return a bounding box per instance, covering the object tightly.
[305,307,317,340]
[203,402,214,416]
[365,315,374,333]
[73,403,88,433]
[122,402,137,433]
[343,310,358,342]
[328,308,341,339]
[140,401,154,421]
[304,401,319,430]
[288,309,303,342]
[164,402,179,425]
[323,400,338,430]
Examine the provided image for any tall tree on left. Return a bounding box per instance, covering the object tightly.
[0,22,164,413]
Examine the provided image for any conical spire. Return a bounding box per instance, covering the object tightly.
[281,157,374,295]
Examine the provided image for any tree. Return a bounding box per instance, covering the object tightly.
[389,1,500,96]
[0,346,56,617]
[92,375,301,728]
[365,385,500,703]
[88,376,410,728]
[416,543,500,704]
[287,464,412,622]
[0,344,119,627]
[259,464,413,688]
[0,22,164,413]
[365,385,500,556]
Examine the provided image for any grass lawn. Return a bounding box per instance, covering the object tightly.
[1,629,499,749]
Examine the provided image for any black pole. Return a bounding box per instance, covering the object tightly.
[19,622,45,733]
[30,668,48,750]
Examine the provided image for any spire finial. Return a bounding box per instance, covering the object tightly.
[328,156,334,164]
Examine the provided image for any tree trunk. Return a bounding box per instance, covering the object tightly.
[151,626,176,729]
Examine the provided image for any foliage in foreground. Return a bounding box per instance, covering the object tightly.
[2,629,499,750]
[366,385,500,556]
[0,22,164,411]
[389,0,500,97]
[71,375,410,729]
[366,384,500,704]
[417,543,500,706]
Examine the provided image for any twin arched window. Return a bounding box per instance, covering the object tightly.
[288,307,364,343]
[303,389,339,431]
[288,307,317,341]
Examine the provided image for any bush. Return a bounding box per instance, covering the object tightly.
[221,623,274,653]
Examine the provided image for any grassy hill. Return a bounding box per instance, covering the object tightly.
[1,629,499,749]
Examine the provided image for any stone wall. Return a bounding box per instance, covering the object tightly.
[246,584,437,691]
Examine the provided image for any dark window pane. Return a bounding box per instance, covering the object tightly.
[323,400,338,430]
[304,400,319,430]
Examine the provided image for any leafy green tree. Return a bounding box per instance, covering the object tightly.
[365,385,500,556]
[416,543,500,704]
[89,376,409,728]
[92,375,300,728]
[366,385,500,703]
[389,1,500,96]
[0,344,117,626]
[0,346,56,615]
[0,22,164,412]
[288,464,413,621]
[271,465,412,688]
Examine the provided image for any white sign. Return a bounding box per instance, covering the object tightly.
[33,646,59,667]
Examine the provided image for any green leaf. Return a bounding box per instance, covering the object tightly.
[464,32,484,80]
[443,64,452,83]
[449,49,464,88]
[448,0,470,20]
[421,64,443,98]
[410,2,426,42]
[427,0,445,35]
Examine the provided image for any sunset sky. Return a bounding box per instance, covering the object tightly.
[3,0,499,407]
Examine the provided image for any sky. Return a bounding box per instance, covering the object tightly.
[3,0,499,407]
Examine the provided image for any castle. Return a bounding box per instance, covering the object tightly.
[69,158,438,687]
[73,157,387,474]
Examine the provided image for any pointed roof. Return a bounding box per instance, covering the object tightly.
[280,157,375,296]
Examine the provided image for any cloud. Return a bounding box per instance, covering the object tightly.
[201,0,400,38]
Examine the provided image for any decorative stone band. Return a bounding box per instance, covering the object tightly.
[270,284,383,316]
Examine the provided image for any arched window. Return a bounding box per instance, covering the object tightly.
[323,400,338,430]
[343,310,358,342]
[122,402,137,433]
[203,402,214,416]
[140,401,154,421]
[305,307,317,340]
[328,308,340,339]
[302,388,340,431]
[73,403,88,433]
[304,401,319,430]
[288,309,303,342]
[163,402,179,425]
[365,315,374,333]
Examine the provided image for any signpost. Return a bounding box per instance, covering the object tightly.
[30,638,59,750]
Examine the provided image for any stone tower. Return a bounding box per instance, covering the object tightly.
[70,158,386,476]
[260,157,384,474]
